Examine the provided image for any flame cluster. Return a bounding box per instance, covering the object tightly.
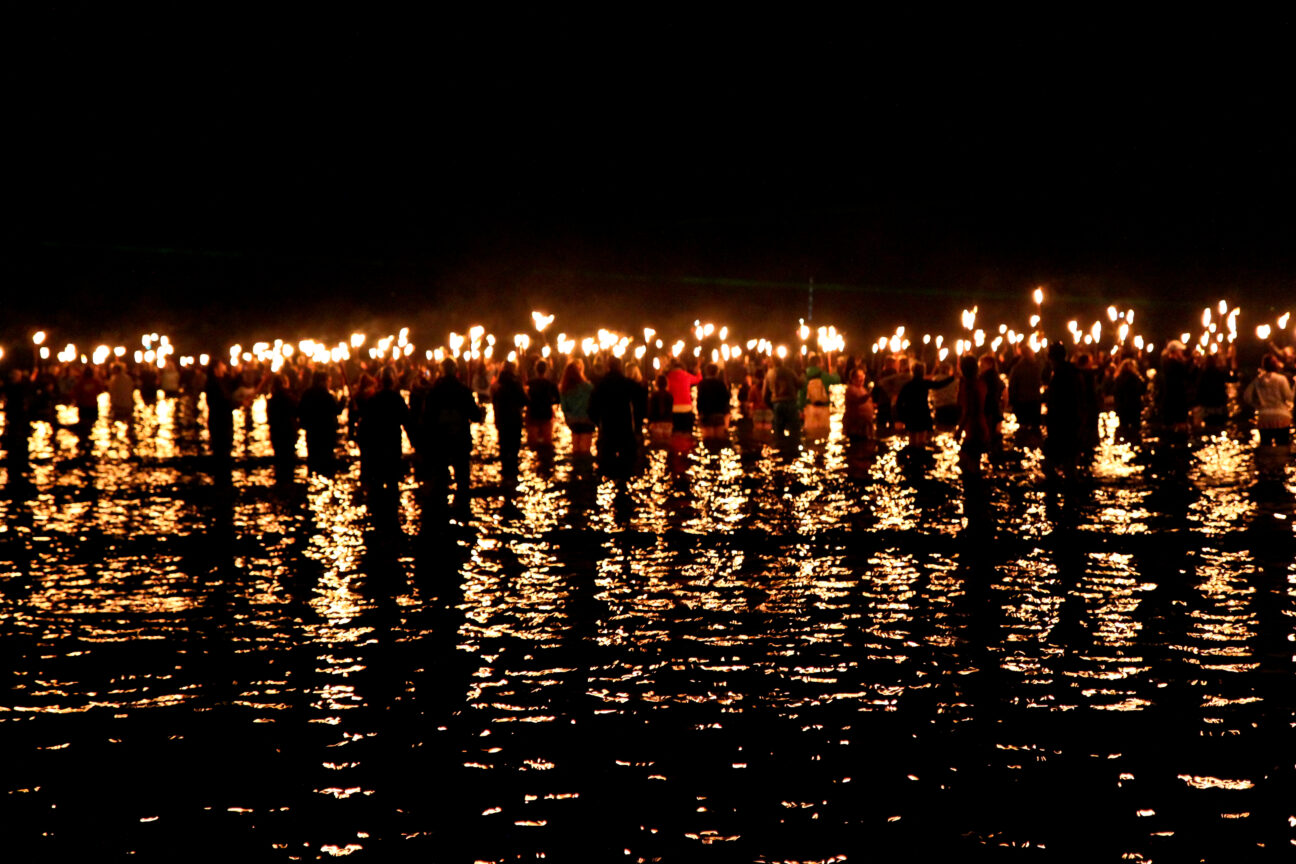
[7,295,1294,379]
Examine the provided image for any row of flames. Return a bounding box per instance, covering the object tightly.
[7,292,1293,374]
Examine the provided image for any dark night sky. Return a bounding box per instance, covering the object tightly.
[10,14,1295,341]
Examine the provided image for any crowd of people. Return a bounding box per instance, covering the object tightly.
[3,334,1294,502]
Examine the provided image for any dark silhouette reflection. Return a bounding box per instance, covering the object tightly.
[177,480,240,715]
[398,514,478,852]
[4,338,1294,860]
[666,429,694,474]
[364,479,404,535]
[1141,433,1197,528]
[843,437,877,480]
[562,457,599,527]
[1241,460,1295,850]
[958,457,993,538]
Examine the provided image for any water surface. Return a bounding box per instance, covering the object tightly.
[1,395,1292,861]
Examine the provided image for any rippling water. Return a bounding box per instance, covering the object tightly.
[1,392,1293,861]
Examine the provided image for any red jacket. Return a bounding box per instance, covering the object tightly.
[666,367,702,410]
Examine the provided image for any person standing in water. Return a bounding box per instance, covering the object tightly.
[559,358,595,454]
[490,360,529,478]
[588,355,646,480]
[422,357,482,506]
[358,368,412,497]
[298,370,342,473]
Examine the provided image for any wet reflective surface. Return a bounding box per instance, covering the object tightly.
[2,394,1293,861]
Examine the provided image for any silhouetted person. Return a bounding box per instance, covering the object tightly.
[359,369,412,496]
[763,355,803,439]
[877,356,912,435]
[525,359,559,446]
[204,359,237,470]
[138,362,159,404]
[979,353,1006,455]
[647,373,675,441]
[298,370,341,473]
[956,354,990,469]
[1008,344,1044,432]
[588,356,646,480]
[1243,354,1294,447]
[696,362,731,439]
[559,358,595,453]
[422,358,481,506]
[490,360,529,477]
[896,360,954,448]
[107,361,137,444]
[843,368,876,444]
[1155,340,1191,436]
[1196,352,1229,428]
[266,373,299,471]
[1113,359,1147,441]
[1043,342,1083,480]
[159,361,181,398]
[3,368,37,481]
[71,365,105,456]
[1074,352,1100,450]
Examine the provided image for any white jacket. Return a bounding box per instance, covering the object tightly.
[1244,371,1293,428]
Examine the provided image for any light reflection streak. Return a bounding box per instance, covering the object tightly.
[0,363,1289,858]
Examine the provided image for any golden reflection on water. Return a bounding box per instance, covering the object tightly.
[0,387,1292,857]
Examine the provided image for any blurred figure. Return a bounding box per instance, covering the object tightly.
[423,358,482,506]
[137,361,159,404]
[763,355,803,440]
[738,361,770,426]
[525,359,560,447]
[666,357,702,433]
[588,355,646,480]
[930,361,960,427]
[107,362,137,442]
[1074,353,1100,451]
[559,359,595,454]
[1195,352,1229,429]
[359,369,412,496]
[266,373,299,471]
[298,370,342,473]
[696,363,730,440]
[71,365,106,456]
[842,367,876,444]
[1043,342,1082,480]
[979,353,1007,455]
[3,367,37,481]
[800,353,839,434]
[896,361,954,448]
[876,356,911,436]
[491,360,529,477]
[1243,354,1293,447]
[956,354,990,469]
[1155,340,1191,435]
[204,359,237,469]
[159,361,181,398]
[1008,344,1044,433]
[647,373,675,442]
[1112,359,1147,441]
